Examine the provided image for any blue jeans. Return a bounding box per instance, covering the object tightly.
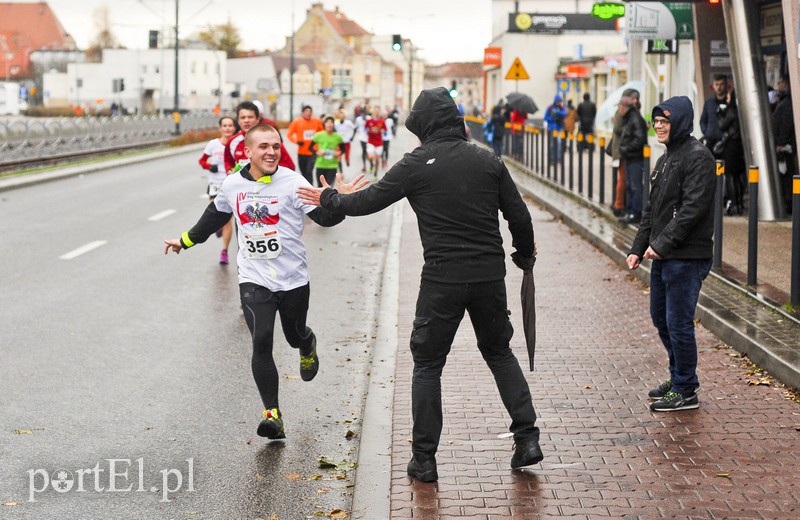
[649,259,712,393]
[625,159,644,217]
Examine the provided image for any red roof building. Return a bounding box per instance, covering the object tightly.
[0,2,77,80]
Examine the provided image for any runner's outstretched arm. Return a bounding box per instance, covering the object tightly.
[164,202,233,254]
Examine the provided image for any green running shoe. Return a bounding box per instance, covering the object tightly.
[257,408,286,439]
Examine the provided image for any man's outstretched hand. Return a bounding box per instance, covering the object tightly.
[297,173,369,206]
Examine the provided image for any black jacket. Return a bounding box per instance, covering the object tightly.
[319,87,534,283]
[618,107,648,161]
[576,100,597,133]
[630,96,716,260]
[773,93,795,148]
[700,96,724,145]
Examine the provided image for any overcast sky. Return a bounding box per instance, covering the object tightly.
[43,0,492,65]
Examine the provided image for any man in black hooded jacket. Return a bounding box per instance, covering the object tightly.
[626,96,715,412]
[297,86,542,481]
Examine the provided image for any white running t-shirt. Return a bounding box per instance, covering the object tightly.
[213,166,317,291]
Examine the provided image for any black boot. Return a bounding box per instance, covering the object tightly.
[511,439,544,469]
[407,456,438,482]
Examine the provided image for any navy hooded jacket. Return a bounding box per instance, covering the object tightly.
[630,96,716,260]
[319,86,534,283]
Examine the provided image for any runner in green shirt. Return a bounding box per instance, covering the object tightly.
[311,116,345,187]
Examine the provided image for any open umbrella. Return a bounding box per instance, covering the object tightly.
[595,80,646,127]
[506,92,538,116]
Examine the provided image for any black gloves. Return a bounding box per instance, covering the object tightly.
[209,164,218,173]
[512,252,536,271]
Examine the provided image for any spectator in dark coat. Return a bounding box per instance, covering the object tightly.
[715,89,746,215]
[700,74,729,151]
[773,74,796,214]
[617,94,649,224]
[576,92,597,151]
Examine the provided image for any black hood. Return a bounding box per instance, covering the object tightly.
[405,86,467,143]
[652,95,694,145]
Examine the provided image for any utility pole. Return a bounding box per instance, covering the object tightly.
[289,4,295,121]
[173,0,180,135]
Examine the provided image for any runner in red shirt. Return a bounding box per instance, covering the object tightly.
[364,106,386,178]
[225,101,295,175]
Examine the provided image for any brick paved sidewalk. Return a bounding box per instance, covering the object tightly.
[388,200,800,519]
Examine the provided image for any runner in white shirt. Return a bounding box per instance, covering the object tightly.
[165,125,367,440]
[334,109,356,172]
[381,113,394,169]
[198,115,236,264]
[354,111,370,173]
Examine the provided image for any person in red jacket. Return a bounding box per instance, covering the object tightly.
[225,101,295,175]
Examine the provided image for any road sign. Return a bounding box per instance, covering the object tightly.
[558,80,570,92]
[505,58,530,81]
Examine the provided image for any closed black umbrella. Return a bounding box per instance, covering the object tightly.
[512,252,537,371]
[506,92,538,116]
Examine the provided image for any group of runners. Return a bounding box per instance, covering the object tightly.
[165,89,545,481]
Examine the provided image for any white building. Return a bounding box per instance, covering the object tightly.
[44,47,225,114]
[486,0,626,119]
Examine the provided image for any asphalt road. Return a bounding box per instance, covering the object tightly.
[0,135,400,519]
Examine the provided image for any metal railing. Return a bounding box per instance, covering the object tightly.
[0,112,218,167]
[465,116,800,309]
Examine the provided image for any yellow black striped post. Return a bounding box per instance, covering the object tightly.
[713,160,725,269]
[747,166,759,286]
[791,175,800,305]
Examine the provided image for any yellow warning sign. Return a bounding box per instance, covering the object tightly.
[505,57,530,81]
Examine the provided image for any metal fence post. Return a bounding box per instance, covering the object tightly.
[791,175,800,306]
[587,134,594,200]
[574,133,582,192]
[611,165,618,209]
[599,137,606,206]
[560,131,566,186]
[567,132,574,187]
[713,160,725,269]
[643,145,651,203]
[748,165,759,286]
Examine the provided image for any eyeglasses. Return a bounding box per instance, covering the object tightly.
[652,118,671,128]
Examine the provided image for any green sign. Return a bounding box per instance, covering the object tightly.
[666,2,694,40]
[592,2,625,20]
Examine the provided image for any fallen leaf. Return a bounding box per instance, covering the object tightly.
[14,430,33,435]
[582,385,592,389]
[309,474,323,480]
[716,473,732,479]
[285,473,301,479]
[271,514,278,520]
[317,487,331,494]
[318,458,337,469]
[246,438,253,445]
[256,473,265,480]
[345,430,357,440]
[3,502,19,506]
[329,509,350,519]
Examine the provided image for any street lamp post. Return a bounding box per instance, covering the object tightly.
[173,0,180,135]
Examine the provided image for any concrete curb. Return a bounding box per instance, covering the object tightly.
[351,202,403,519]
[0,142,206,193]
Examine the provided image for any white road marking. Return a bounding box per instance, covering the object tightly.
[148,209,177,221]
[59,240,107,260]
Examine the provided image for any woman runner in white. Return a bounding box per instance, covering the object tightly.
[165,125,367,439]
[198,115,237,264]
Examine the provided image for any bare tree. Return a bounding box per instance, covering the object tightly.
[85,5,124,62]
[198,20,242,58]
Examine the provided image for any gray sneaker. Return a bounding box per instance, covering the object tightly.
[650,390,699,412]
[648,379,672,400]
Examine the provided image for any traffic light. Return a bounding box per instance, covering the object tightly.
[392,34,402,52]
[449,80,459,98]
